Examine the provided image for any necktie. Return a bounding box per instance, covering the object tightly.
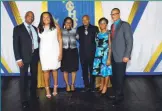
[85,27,88,35]
[111,24,115,38]
[27,26,34,53]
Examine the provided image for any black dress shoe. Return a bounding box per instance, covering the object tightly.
[100,93,107,97]
[107,95,116,100]
[90,88,96,92]
[81,87,90,92]
[31,96,39,101]
[36,96,39,99]
[22,101,29,109]
[112,97,124,106]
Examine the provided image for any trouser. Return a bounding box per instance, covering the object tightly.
[81,58,95,89]
[111,55,126,99]
[20,49,39,102]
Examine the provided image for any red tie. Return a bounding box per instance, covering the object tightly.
[111,24,115,38]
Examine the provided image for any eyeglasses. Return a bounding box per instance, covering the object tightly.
[99,22,107,25]
[110,13,119,16]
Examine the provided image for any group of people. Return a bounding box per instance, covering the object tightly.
[13,8,133,108]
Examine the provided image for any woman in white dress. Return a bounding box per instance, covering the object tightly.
[38,12,62,98]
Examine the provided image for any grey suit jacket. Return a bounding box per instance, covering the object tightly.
[111,20,133,62]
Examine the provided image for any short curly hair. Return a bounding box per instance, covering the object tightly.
[98,17,109,24]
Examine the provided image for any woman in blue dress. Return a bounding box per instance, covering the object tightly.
[92,17,112,94]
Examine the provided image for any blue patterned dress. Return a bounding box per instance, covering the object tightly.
[92,32,112,77]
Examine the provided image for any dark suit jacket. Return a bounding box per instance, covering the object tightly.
[13,23,39,63]
[111,20,133,62]
[77,24,99,63]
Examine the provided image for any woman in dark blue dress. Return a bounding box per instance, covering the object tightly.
[92,17,112,94]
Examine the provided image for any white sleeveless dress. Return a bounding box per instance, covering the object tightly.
[39,28,61,71]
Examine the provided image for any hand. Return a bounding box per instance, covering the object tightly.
[55,23,60,30]
[106,59,111,66]
[17,61,24,68]
[58,54,62,61]
[123,57,129,63]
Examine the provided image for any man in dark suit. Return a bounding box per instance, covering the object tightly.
[13,11,39,108]
[77,15,99,92]
[110,8,133,105]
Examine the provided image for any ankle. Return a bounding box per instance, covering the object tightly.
[45,86,50,90]
[54,85,58,88]
[99,85,103,89]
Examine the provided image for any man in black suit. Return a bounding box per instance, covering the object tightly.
[13,11,39,108]
[77,15,99,92]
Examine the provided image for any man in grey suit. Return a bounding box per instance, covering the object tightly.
[110,8,133,106]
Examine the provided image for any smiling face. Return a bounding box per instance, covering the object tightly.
[111,9,120,22]
[65,19,72,29]
[82,16,90,26]
[99,21,107,31]
[25,11,34,25]
[42,13,50,25]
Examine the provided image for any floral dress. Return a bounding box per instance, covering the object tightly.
[92,31,112,77]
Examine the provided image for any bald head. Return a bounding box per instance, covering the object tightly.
[82,15,90,27]
[25,11,34,25]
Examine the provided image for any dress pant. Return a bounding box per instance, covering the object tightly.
[19,49,39,102]
[81,58,95,89]
[111,55,126,100]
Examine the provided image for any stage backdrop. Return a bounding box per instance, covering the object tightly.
[1,1,162,87]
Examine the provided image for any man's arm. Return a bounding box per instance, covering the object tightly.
[13,26,24,67]
[123,22,133,59]
[13,26,21,61]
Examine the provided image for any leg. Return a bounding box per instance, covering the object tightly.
[111,56,117,95]
[99,77,104,91]
[30,51,39,98]
[115,62,126,100]
[89,60,95,90]
[71,71,76,91]
[52,70,58,96]
[19,63,29,103]
[101,76,109,94]
[63,71,70,91]
[81,62,89,88]
[43,70,51,98]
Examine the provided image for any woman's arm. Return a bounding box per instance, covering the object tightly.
[56,24,63,61]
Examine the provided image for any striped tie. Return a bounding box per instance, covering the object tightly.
[27,26,34,53]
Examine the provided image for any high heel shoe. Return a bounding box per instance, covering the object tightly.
[98,85,103,92]
[71,84,75,92]
[66,85,71,92]
[101,86,108,95]
[45,87,51,99]
[52,85,58,96]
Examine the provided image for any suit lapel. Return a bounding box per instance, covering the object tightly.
[21,23,31,39]
[114,20,123,38]
[87,24,92,36]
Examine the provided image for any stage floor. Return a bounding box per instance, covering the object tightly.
[1,76,162,111]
